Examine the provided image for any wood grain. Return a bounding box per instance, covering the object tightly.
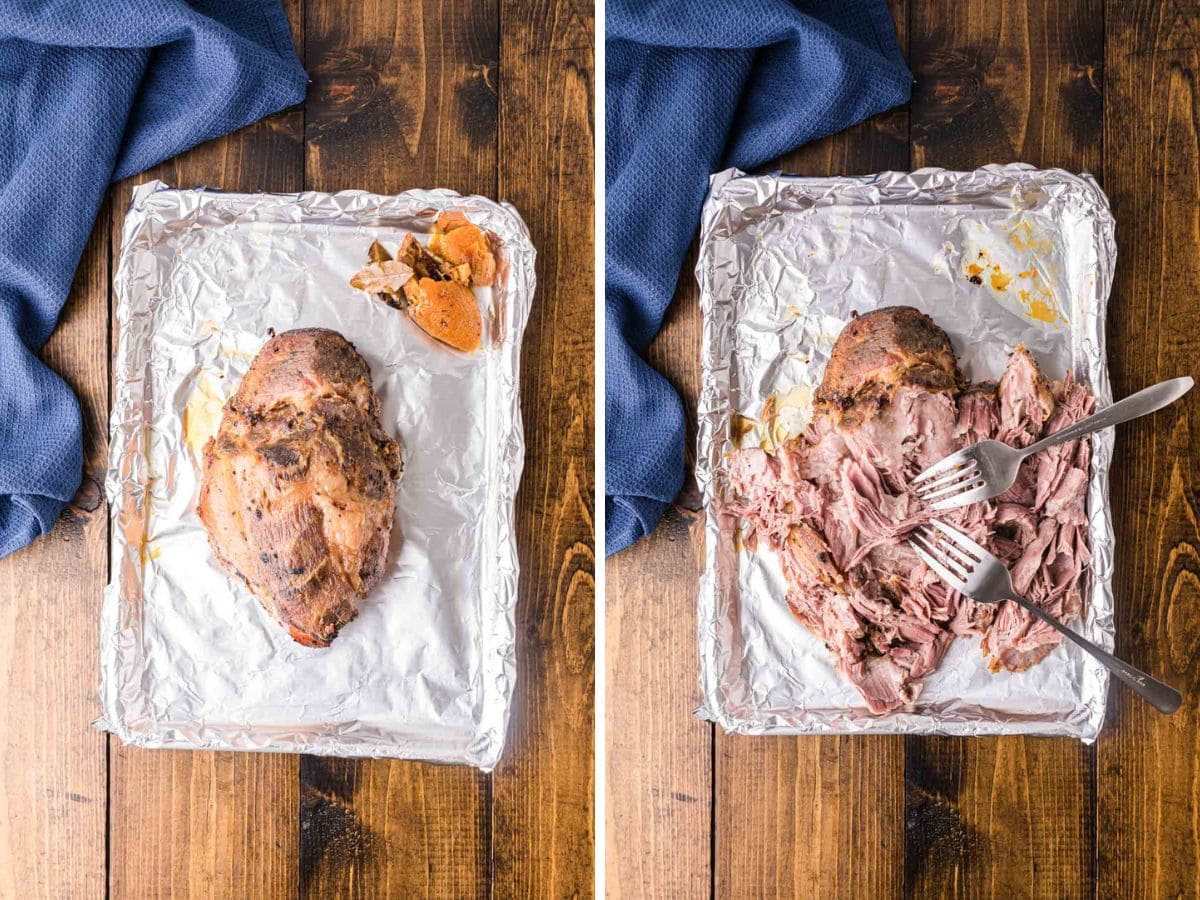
[304,0,498,198]
[300,757,490,899]
[904,2,1102,896]
[904,738,1095,898]
[1099,1,1200,896]
[298,0,498,895]
[606,506,711,899]
[599,164,717,900]
[0,207,109,899]
[909,0,1103,171]
[110,748,300,896]
[107,4,306,894]
[605,208,712,897]
[718,735,904,898]
[491,0,596,895]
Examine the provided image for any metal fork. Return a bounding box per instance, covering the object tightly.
[909,520,1182,714]
[912,377,1194,510]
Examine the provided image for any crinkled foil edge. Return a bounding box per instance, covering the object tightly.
[694,164,1116,741]
[97,181,535,769]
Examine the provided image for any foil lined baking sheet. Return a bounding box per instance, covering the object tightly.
[695,165,1116,741]
[99,181,535,769]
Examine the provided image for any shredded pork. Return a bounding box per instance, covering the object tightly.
[728,307,1093,713]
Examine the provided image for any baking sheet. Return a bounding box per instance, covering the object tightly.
[695,164,1116,740]
[99,181,535,769]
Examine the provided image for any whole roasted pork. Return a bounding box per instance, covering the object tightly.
[729,306,1093,713]
[198,328,403,647]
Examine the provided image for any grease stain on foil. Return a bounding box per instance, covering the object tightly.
[958,219,1068,326]
[182,369,226,460]
[733,385,814,454]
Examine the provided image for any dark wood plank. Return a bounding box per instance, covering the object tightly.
[715,95,910,897]
[108,5,306,896]
[0,207,109,898]
[301,758,490,898]
[606,501,711,899]
[303,0,499,199]
[491,0,596,895]
[905,738,1095,898]
[910,0,1103,171]
[904,0,1102,895]
[1099,1,1200,896]
[299,0,497,895]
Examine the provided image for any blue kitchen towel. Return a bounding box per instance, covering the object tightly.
[0,0,306,559]
[606,0,911,555]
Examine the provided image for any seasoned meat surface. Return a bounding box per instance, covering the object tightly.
[730,306,1093,713]
[815,306,960,429]
[198,328,402,647]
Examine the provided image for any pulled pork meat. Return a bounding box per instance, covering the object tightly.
[728,307,1094,713]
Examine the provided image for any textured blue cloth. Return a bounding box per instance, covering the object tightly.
[606,0,911,555]
[0,1,306,559]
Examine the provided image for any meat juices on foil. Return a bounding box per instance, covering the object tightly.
[728,307,1094,714]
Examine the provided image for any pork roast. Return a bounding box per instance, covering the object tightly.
[814,306,960,430]
[729,306,1093,713]
[198,328,403,647]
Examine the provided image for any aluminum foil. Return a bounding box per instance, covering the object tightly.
[99,181,535,769]
[695,164,1116,741]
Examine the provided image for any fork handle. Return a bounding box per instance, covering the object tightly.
[1007,594,1182,714]
[1021,377,1194,457]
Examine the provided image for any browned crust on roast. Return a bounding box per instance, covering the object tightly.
[197,328,402,647]
[814,306,961,428]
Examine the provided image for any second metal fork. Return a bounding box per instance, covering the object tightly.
[909,520,1182,714]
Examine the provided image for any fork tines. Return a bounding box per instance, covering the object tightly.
[910,449,971,485]
[911,457,983,503]
[908,521,988,590]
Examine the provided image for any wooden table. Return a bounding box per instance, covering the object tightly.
[607,1,1200,896]
[0,1,593,896]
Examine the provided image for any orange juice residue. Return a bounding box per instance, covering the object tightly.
[1029,300,1056,323]
[1011,222,1052,252]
